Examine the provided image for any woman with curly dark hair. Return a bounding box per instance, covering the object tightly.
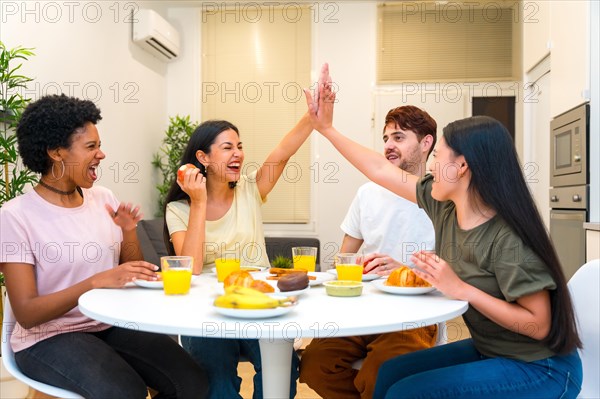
[0,94,208,398]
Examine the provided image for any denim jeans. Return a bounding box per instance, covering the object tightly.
[15,327,208,399]
[181,336,299,399]
[373,339,582,399]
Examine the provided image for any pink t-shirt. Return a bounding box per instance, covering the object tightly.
[0,186,123,352]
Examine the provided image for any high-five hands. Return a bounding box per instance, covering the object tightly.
[304,63,336,133]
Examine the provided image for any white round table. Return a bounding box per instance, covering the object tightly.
[79,274,467,398]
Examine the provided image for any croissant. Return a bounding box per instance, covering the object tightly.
[385,266,430,287]
[223,271,275,293]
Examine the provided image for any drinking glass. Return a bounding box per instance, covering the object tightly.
[161,256,193,295]
[292,247,317,272]
[335,253,363,282]
[215,256,241,282]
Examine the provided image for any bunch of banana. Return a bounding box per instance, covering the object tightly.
[214,285,297,309]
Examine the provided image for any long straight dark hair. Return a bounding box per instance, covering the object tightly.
[444,116,581,354]
[162,120,239,256]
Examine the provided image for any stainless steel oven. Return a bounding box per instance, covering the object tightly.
[549,103,589,280]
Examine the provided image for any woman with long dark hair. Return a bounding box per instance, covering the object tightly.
[304,65,582,399]
[163,114,313,399]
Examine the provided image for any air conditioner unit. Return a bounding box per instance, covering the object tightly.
[132,9,180,62]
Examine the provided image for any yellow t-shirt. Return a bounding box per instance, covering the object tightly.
[165,172,269,268]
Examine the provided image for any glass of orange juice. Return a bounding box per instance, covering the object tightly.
[215,256,241,282]
[161,256,193,295]
[292,247,317,272]
[335,253,363,282]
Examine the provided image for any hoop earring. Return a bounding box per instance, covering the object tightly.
[51,161,65,180]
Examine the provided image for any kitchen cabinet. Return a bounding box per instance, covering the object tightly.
[549,0,590,115]
[522,1,590,115]
[523,1,551,72]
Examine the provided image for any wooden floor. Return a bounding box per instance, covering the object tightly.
[27,317,469,399]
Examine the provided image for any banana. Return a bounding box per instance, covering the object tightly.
[214,285,297,309]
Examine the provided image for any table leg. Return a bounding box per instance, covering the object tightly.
[258,338,293,399]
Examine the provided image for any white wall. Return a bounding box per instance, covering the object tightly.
[0,1,170,215]
[167,3,377,267]
[3,0,594,266]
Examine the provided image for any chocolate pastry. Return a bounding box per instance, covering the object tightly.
[277,272,309,292]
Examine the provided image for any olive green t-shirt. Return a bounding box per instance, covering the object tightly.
[416,174,556,361]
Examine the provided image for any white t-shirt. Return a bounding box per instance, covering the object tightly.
[165,173,269,268]
[0,186,122,352]
[341,182,435,266]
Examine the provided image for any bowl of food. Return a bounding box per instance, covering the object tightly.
[323,280,363,297]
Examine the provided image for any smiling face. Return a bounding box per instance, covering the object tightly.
[202,128,244,183]
[56,122,105,188]
[382,122,426,175]
[428,136,466,201]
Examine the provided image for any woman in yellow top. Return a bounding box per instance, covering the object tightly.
[163,114,312,399]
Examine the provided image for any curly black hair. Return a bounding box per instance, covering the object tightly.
[16,94,102,174]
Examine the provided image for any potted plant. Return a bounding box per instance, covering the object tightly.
[152,115,197,216]
[1,41,36,339]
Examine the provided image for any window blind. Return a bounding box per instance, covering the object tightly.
[377,2,514,83]
[202,6,311,223]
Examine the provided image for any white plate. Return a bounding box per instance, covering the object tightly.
[326,269,382,282]
[134,275,199,289]
[253,271,334,287]
[213,305,295,319]
[371,279,435,295]
[270,285,310,297]
[207,266,267,275]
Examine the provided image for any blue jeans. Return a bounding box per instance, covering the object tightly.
[374,339,582,399]
[15,327,208,399]
[181,336,299,399]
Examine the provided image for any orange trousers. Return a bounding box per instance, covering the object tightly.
[299,326,437,399]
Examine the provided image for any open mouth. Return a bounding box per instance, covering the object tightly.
[227,162,241,172]
[386,153,399,161]
[88,164,99,181]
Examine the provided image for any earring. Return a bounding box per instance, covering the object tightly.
[51,160,66,180]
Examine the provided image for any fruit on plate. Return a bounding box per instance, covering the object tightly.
[214,286,297,309]
[177,163,198,182]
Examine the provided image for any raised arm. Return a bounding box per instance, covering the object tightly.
[305,64,419,203]
[255,113,313,200]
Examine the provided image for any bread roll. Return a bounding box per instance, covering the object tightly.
[385,266,430,287]
[223,270,275,293]
[250,280,275,293]
[223,271,253,288]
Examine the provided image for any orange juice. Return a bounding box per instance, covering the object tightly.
[215,258,241,282]
[336,264,363,282]
[162,268,192,295]
[293,255,316,272]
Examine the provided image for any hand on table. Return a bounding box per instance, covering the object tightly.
[94,261,160,288]
[362,253,401,276]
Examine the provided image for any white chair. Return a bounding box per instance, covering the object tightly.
[1,296,83,398]
[568,258,599,399]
